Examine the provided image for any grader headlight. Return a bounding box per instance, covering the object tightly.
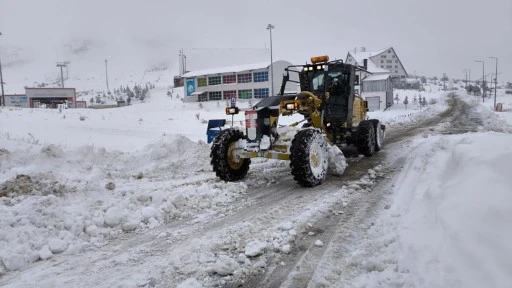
[284,102,300,111]
[225,107,239,115]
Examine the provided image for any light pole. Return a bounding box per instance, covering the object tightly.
[266,24,275,97]
[489,57,498,108]
[463,69,468,90]
[0,32,5,106]
[474,60,485,102]
[105,59,110,94]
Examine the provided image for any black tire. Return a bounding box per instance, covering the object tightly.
[357,120,376,157]
[290,129,328,187]
[369,119,384,152]
[210,129,250,182]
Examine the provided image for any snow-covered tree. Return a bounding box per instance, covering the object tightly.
[403,96,409,110]
[394,93,400,104]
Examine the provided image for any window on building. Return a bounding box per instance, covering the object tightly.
[392,55,396,58]
[380,55,387,58]
[388,49,391,53]
[223,90,236,100]
[209,91,222,101]
[381,60,384,63]
[395,65,398,68]
[386,60,392,63]
[386,65,392,68]
[381,65,384,68]
[238,89,252,99]
[197,77,207,87]
[395,70,398,73]
[223,75,236,84]
[237,73,252,83]
[254,88,269,99]
[253,71,269,82]
[208,76,221,86]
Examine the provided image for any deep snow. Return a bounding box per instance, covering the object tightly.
[0,80,511,287]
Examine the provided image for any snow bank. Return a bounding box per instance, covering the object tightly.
[0,133,247,274]
[392,132,512,287]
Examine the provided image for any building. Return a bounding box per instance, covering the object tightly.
[345,47,408,111]
[345,47,408,80]
[361,74,394,111]
[4,94,29,108]
[4,88,77,108]
[181,61,298,102]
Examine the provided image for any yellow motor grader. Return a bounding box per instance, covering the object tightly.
[210,55,385,187]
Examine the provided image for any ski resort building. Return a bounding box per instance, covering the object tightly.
[181,61,299,102]
[4,88,78,108]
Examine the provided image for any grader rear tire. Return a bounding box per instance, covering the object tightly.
[290,129,328,187]
[210,129,250,182]
[369,119,384,152]
[357,120,376,157]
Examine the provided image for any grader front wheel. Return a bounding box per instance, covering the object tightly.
[210,129,250,182]
[290,129,329,187]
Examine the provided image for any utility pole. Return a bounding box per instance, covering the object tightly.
[267,24,275,96]
[474,60,484,102]
[178,49,187,76]
[56,62,69,88]
[489,57,498,108]
[105,59,110,94]
[442,73,446,91]
[463,70,468,90]
[0,32,4,106]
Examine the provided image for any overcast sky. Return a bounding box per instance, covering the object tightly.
[1,0,511,82]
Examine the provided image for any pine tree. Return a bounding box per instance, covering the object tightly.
[90,97,94,104]
[394,93,400,104]
[403,96,409,110]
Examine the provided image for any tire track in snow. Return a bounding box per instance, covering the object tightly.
[234,94,461,288]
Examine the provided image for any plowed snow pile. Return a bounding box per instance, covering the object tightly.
[349,132,512,287]
[0,135,248,274]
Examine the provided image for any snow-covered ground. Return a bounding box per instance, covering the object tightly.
[1,80,511,287]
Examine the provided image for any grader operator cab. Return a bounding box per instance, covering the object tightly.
[210,55,385,187]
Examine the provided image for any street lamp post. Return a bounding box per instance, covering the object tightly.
[0,32,5,106]
[489,57,498,108]
[463,70,468,90]
[266,24,275,97]
[474,60,485,103]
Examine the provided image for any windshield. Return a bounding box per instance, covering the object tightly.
[311,70,346,91]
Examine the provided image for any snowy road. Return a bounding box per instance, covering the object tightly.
[1,93,504,288]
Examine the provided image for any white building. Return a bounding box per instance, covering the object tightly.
[345,47,408,111]
[181,61,298,102]
[345,47,408,80]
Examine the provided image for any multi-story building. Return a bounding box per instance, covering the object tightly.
[345,47,408,80]
[345,47,408,111]
[181,61,298,102]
